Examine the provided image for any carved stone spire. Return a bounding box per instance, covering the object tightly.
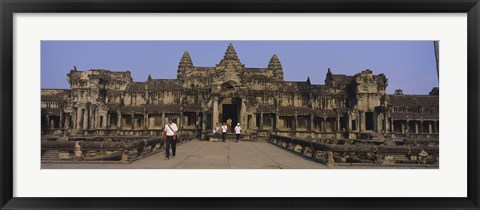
[268,54,283,80]
[223,43,239,61]
[217,43,243,68]
[306,76,311,85]
[177,51,193,80]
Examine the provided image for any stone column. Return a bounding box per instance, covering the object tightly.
[405,120,410,133]
[251,113,257,130]
[106,112,110,128]
[294,114,298,131]
[401,120,405,134]
[72,108,77,129]
[196,111,200,128]
[391,117,394,133]
[213,97,219,128]
[162,112,166,128]
[275,111,280,131]
[358,112,363,132]
[336,116,340,132]
[88,107,93,129]
[415,121,419,133]
[82,109,88,129]
[59,112,64,129]
[117,111,122,128]
[309,114,314,132]
[201,112,206,133]
[145,113,149,129]
[241,98,247,126]
[428,121,432,134]
[45,115,50,129]
[260,113,264,130]
[131,113,135,130]
[420,120,424,133]
[322,117,326,132]
[180,110,184,129]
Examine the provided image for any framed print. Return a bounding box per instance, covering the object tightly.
[1,0,479,209]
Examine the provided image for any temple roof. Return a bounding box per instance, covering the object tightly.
[126,82,145,92]
[147,79,183,91]
[391,112,439,120]
[314,109,337,117]
[388,95,439,107]
[41,89,70,101]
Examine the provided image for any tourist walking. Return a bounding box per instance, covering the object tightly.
[234,123,241,142]
[221,122,228,142]
[214,123,220,141]
[163,116,178,160]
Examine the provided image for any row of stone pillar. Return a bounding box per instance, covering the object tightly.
[391,119,439,134]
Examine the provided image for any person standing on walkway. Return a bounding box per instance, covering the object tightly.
[163,116,178,160]
[234,123,241,142]
[226,118,232,133]
[221,122,228,142]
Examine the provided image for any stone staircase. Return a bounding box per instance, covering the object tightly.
[42,150,59,160]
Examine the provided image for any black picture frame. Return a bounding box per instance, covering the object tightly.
[1,0,479,209]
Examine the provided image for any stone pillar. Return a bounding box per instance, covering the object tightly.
[45,115,50,129]
[336,116,340,132]
[405,120,410,133]
[59,112,64,129]
[391,117,394,133]
[294,114,298,131]
[82,108,88,129]
[180,110,184,129]
[196,111,200,128]
[145,113,149,129]
[419,120,424,133]
[117,111,122,128]
[202,112,207,139]
[72,109,77,129]
[213,97,219,128]
[106,113,110,128]
[358,112,363,132]
[309,114,314,132]
[162,112,166,128]
[401,121,405,134]
[88,107,93,129]
[131,113,135,130]
[415,121,419,134]
[322,117,326,132]
[241,98,247,126]
[428,121,432,134]
[260,113,264,130]
[275,111,280,131]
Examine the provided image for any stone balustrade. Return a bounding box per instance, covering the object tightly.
[41,133,191,163]
[269,134,439,167]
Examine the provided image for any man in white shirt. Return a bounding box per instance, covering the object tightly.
[163,116,178,160]
[221,122,228,142]
[234,123,241,142]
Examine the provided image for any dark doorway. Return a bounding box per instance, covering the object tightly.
[222,104,239,131]
[365,112,374,130]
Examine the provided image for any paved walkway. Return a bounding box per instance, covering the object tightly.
[42,140,328,169]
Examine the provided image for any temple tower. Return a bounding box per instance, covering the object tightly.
[177,51,193,82]
[268,54,284,81]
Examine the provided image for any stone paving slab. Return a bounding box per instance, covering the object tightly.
[42,140,328,169]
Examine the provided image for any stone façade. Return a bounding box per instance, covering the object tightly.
[41,43,439,140]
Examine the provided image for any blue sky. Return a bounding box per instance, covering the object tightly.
[41,41,438,94]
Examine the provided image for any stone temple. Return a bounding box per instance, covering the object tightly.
[41,43,439,140]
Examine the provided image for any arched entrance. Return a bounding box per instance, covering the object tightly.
[219,97,242,132]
